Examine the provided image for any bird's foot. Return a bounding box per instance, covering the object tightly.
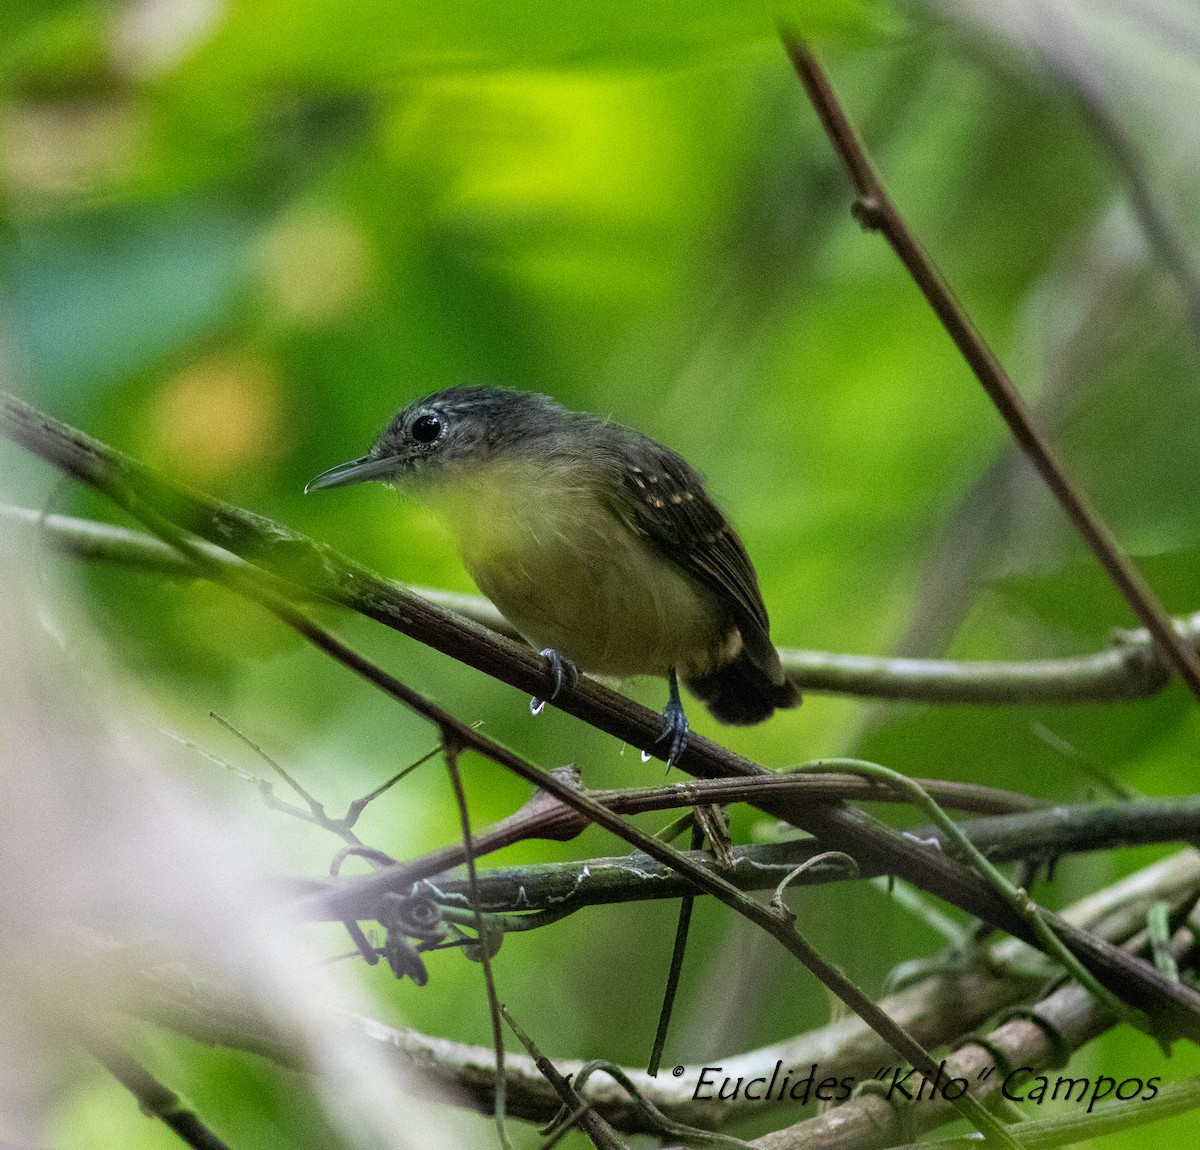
[651,685,690,768]
[530,649,579,715]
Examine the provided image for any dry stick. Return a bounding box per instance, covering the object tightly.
[4,397,1199,1040]
[565,1061,757,1150]
[294,793,1200,921]
[779,30,1200,705]
[500,1007,632,1150]
[579,770,1043,817]
[209,711,372,850]
[393,794,1200,921]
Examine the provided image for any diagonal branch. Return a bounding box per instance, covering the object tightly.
[4,391,1200,1042]
[778,29,1200,706]
[81,1026,233,1150]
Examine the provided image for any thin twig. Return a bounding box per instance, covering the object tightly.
[443,743,512,1150]
[300,793,1200,921]
[647,822,703,1077]
[81,1028,232,1150]
[778,29,1200,706]
[567,1060,755,1149]
[208,711,368,848]
[500,1007,631,1150]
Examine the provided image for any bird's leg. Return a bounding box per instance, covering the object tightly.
[654,667,690,768]
[530,648,579,715]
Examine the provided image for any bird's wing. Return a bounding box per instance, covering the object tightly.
[595,434,776,666]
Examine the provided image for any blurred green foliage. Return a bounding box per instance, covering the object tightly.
[5,0,1200,1146]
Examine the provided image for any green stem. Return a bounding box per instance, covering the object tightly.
[886,1073,1200,1150]
[806,759,1154,1035]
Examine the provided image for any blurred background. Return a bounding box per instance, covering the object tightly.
[4,0,1200,1145]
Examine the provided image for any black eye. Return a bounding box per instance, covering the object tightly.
[411,413,444,444]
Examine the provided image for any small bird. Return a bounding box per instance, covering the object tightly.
[306,386,799,763]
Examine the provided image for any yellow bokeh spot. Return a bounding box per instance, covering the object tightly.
[142,352,286,484]
[257,207,374,327]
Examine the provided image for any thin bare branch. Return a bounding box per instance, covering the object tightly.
[500,1008,633,1150]
[443,744,511,1149]
[647,822,703,1077]
[778,29,1200,706]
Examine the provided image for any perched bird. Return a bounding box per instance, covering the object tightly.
[306,386,799,763]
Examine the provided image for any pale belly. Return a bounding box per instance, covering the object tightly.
[468,526,730,678]
[423,463,732,678]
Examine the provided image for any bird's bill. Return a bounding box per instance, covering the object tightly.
[304,454,396,492]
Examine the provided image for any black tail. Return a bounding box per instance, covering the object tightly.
[684,651,801,726]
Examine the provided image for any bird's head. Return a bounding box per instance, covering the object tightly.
[305,385,569,493]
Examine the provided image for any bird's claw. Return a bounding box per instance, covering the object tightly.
[530,649,578,715]
[654,699,690,768]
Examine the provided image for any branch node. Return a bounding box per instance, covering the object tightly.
[852,194,885,230]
